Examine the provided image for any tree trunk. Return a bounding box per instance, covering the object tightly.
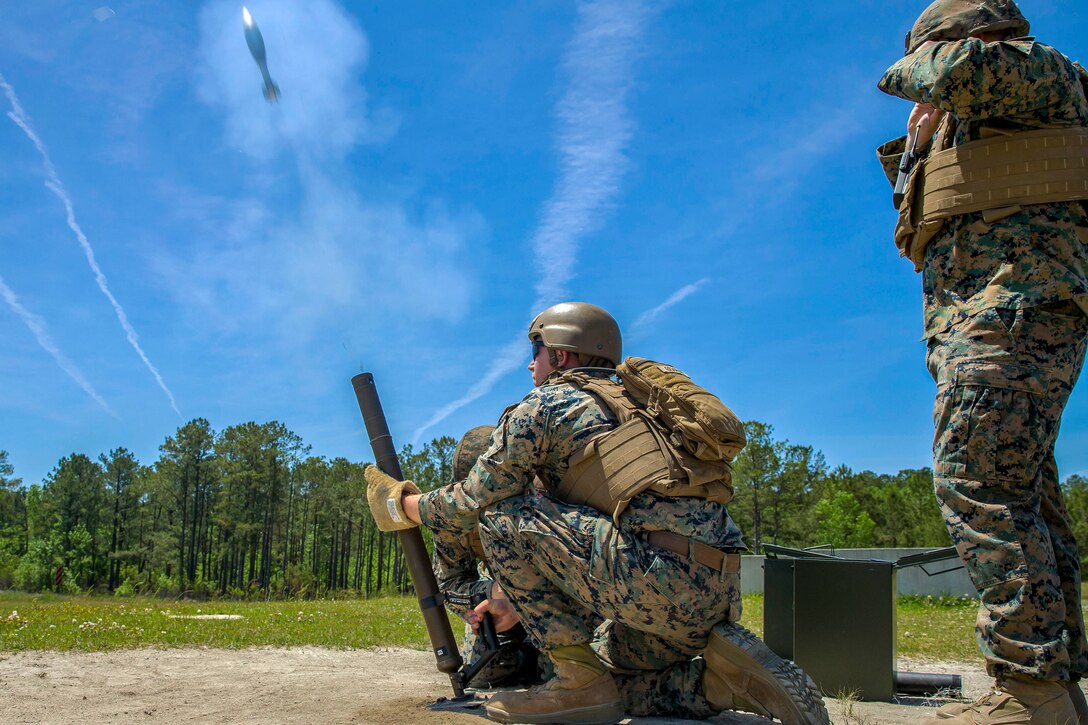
[109,477,122,591]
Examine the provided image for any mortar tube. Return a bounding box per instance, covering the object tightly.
[351,372,465,697]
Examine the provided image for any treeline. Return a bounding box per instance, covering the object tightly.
[2,418,1087,598]
[0,419,456,598]
[728,422,1088,558]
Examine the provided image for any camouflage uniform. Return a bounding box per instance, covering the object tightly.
[418,369,746,718]
[432,526,490,620]
[431,523,543,688]
[877,36,1088,682]
[430,422,543,689]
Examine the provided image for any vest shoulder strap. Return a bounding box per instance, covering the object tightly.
[557,371,639,421]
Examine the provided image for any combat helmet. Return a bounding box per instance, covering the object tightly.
[452,425,493,482]
[906,0,1029,55]
[528,302,622,366]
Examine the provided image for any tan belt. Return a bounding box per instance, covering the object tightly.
[922,127,1088,220]
[894,127,1088,272]
[647,530,741,574]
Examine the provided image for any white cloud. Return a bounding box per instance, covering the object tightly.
[154,1,480,343]
[0,273,114,416]
[530,0,646,309]
[413,0,650,441]
[411,337,526,444]
[1,72,181,417]
[150,179,482,340]
[713,89,873,241]
[631,278,711,337]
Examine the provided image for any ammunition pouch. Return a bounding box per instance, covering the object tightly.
[895,127,1088,271]
[894,155,947,272]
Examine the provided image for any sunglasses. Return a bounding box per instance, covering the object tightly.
[531,339,546,359]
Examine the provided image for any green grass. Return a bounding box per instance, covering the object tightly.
[0,592,439,652]
[895,595,980,661]
[0,589,1066,664]
[738,592,764,637]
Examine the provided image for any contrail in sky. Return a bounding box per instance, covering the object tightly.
[1,72,181,417]
[412,0,647,443]
[529,0,643,309]
[0,273,115,416]
[631,278,711,335]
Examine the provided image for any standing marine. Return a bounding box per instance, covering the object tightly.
[876,1,1088,722]
[366,301,828,725]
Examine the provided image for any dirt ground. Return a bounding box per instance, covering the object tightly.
[0,646,1078,724]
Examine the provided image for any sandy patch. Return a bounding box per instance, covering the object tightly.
[0,646,1072,724]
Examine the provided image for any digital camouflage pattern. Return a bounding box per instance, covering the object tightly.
[877,38,1088,338]
[433,424,495,620]
[432,524,546,688]
[433,425,543,687]
[418,370,745,552]
[418,369,745,718]
[431,526,489,620]
[877,24,1088,683]
[478,492,741,719]
[927,303,1088,681]
[417,370,618,531]
[905,0,1028,55]
[612,656,716,719]
[432,496,716,710]
[453,425,494,482]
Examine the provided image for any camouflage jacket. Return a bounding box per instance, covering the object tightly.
[418,369,745,550]
[876,38,1088,338]
[431,527,491,620]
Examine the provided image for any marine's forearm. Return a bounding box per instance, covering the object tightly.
[879,39,1060,121]
[441,578,495,617]
[432,528,492,619]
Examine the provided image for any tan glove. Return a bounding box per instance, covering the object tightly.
[364,465,421,531]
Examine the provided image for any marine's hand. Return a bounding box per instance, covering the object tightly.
[907,102,945,149]
[469,582,520,633]
[364,466,421,531]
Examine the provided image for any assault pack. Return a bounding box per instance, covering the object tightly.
[556,357,747,522]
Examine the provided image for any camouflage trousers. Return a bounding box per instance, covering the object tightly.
[478,492,741,719]
[926,302,1088,682]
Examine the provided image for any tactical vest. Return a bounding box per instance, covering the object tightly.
[894,126,1088,271]
[554,370,735,523]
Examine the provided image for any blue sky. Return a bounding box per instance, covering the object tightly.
[2,1,1086,487]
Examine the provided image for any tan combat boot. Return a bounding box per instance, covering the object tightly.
[924,676,1077,724]
[936,681,1088,723]
[485,645,623,725]
[703,622,830,725]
